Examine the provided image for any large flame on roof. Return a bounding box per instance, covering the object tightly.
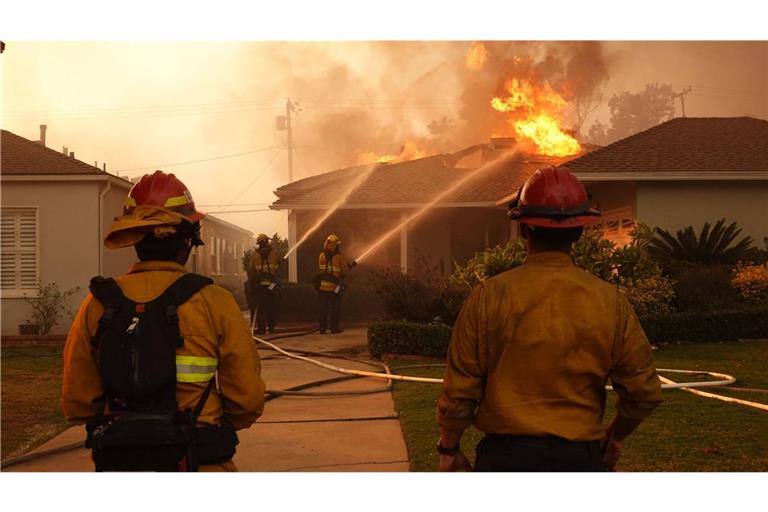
[356,140,434,165]
[491,76,580,157]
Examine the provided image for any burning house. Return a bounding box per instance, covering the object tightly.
[271,137,595,282]
[272,116,768,283]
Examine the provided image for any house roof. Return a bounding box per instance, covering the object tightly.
[1,129,129,184]
[562,117,768,174]
[272,149,575,209]
[202,213,254,237]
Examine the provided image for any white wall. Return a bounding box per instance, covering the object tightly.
[1,180,100,335]
[101,182,135,278]
[636,181,768,245]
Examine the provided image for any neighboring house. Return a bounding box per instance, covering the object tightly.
[271,138,593,282]
[1,127,256,334]
[272,117,768,283]
[186,214,253,303]
[1,127,134,335]
[558,117,768,246]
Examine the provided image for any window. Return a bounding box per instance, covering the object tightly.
[1,207,39,296]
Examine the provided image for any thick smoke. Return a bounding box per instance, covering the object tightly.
[261,41,613,176]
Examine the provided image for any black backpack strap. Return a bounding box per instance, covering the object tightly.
[155,273,214,321]
[191,377,215,422]
[89,276,125,309]
[89,276,128,348]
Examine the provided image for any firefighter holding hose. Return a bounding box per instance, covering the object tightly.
[315,234,349,334]
[436,166,663,472]
[250,233,280,335]
[62,171,266,472]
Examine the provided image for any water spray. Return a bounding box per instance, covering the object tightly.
[353,149,521,264]
[283,162,380,260]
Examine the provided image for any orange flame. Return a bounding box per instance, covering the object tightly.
[491,76,580,157]
[356,141,434,165]
[465,42,487,71]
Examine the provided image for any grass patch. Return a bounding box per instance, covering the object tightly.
[388,339,768,472]
[1,346,68,459]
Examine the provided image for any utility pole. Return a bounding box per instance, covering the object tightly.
[672,86,693,117]
[277,98,300,182]
[286,98,295,183]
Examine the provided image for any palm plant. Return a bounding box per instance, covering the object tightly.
[648,219,760,268]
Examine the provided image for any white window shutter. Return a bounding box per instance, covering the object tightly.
[0,208,39,292]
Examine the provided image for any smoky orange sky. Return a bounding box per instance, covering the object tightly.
[2,41,766,236]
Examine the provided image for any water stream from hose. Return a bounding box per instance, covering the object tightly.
[283,162,379,259]
[354,149,521,263]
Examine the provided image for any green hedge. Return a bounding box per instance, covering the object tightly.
[368,305,768,357]
[639,305,768,344]
[367,320,452,358]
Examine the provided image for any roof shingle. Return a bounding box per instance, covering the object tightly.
[272,151,573,208]
[1,129,115,176]
[562,117,768,174]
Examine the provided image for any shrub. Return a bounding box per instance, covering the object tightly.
[367,320,452,358]
[731,262,768,304]
[450,239,526,288]
[647,219,761,269]
[672,265,740,311]
[639,305,768,343]
[275,282,383,323]
[368,257,467,325]
[23,282,81,335]
[617,275,675,318]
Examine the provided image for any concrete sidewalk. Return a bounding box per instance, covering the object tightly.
[4,327,410,472]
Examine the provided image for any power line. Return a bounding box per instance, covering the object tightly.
[219,150,283,213]
[113,145,280,173]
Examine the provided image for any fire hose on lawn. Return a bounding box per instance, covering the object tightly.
[252,334,768,412]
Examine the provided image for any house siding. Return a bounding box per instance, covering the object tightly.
[1,181,100,335]
[636,181,768,244]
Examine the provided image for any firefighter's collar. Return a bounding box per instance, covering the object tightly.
[128,260,188,274]
[523,250,574,266]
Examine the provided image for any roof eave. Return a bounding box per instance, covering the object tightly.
[572,171,768,181]
[271,201,501,210]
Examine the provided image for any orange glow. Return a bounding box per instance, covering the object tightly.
[465,42,487,70]
[356,141,434,165]
[491,75,580,157]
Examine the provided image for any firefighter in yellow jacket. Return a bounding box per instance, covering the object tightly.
[436,166,663,472]
[316,234,348,334]
[250,233,280,335]
[62,170,265,472]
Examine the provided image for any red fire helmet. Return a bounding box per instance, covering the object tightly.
[124,170,204,222]
[507,166,601,228]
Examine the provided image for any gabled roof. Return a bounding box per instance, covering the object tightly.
[562,117,768,175]
[1,129,128,183]
[272,148,575,209]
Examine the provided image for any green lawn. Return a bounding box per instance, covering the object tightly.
[388,339,768,472]
[1,346,68,459]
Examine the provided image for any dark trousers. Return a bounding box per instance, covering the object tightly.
[318,291,341,331]
[254,285,276,333]
[474,434,606,472]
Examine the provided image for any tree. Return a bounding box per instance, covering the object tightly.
[587,83,676,145]
[574,89,603,137]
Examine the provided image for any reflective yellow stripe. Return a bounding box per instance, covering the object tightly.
[164,195,189,207]
[177,372,216,383]
[318,266,341,273]
[176,355,217,383]
[176,355,217,366]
